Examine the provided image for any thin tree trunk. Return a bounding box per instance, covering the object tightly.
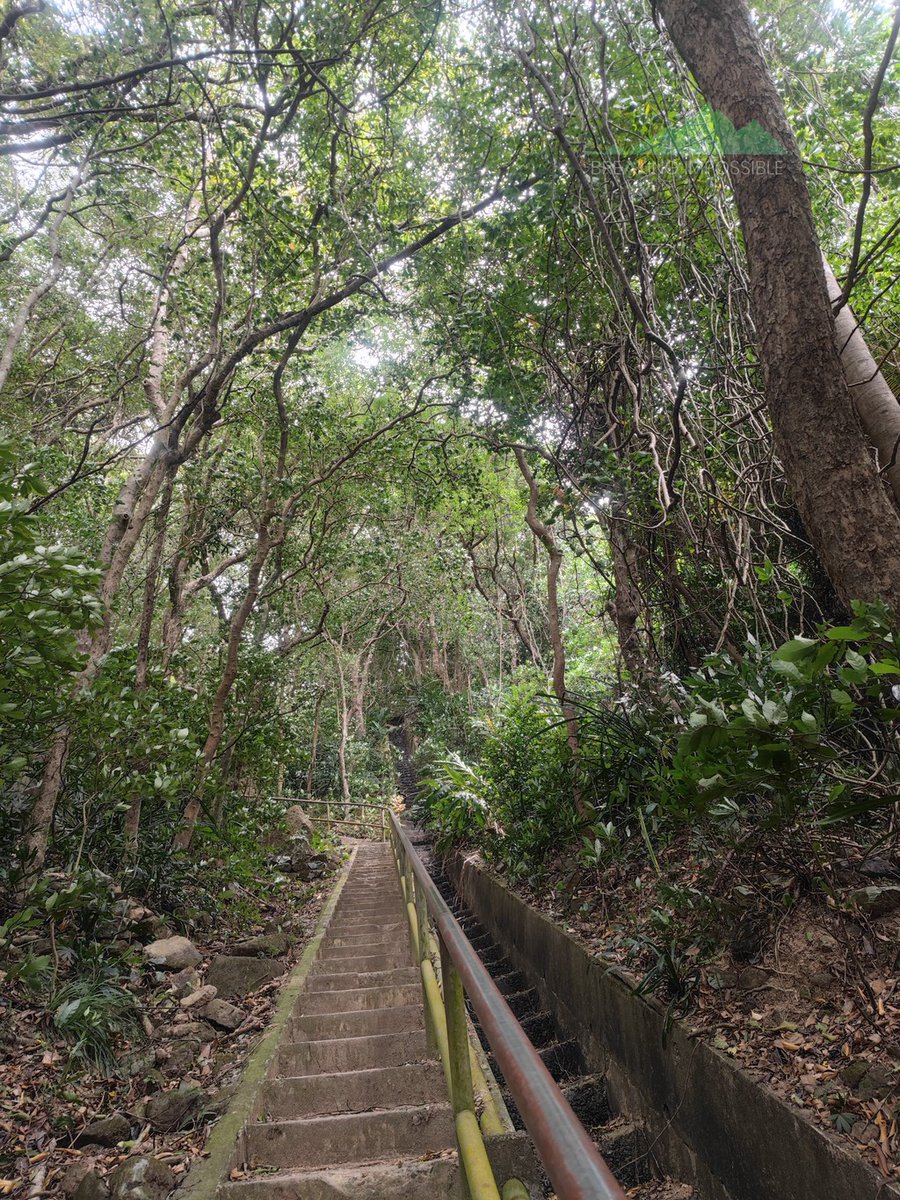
[513,448,582,805]
[334,656,351,813]
[657,0,900,610]
[823,257,900,505]
[608,508,649,679]
[307,691,323,798]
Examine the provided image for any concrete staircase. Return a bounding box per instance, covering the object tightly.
[217,842,507,1200]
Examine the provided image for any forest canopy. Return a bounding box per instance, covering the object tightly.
[2,0,900,1144]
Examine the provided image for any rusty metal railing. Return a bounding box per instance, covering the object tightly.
[389,812,627,1200]
[271,795,390,840]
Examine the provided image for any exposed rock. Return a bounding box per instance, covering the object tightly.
[142,936,201,971]
[108,1156,175,1200]
[808,971,833,989]
[839,1059,895,1100]
[199,998,245,1030]
[145,1087,205,1132]
[859,857,900,879]
[227,933,293,958]
[169,967,201,998]
[295,851,333,881]
[849,885,900,917]
[284,804,314,837]
[160,1038,203,1076]
[841,1059,871,1088]
[206,954,283,999]
[75,1113,132,1147]
[180,983,217,1009]
[73,1170,110,1200]
[62,1162,99,1198]
[737,966,771,990]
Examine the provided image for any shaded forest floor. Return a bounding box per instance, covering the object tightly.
[498,832,900,1183]
[0,863,340,1200]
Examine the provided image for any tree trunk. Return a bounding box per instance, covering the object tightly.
[172,529,271,850]
[334,656,351,813]
[657,0,900,610]
[513,448,582,800]
[19,727,69,889]
[607,508,650,678]
[823,258,900,506]
[307,691,323,798]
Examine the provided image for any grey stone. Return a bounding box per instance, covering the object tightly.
[840,1060,867,1088]
[284,804,314,837]
[73,1170,110,1200]
[860,857,900,879]
[142,936,201,971]
[198,997,244,1030]
[62,1162,94,1198]
[160,1038,203,1077]
[75,1113,132,1147]
[860,1066,894,1101]
[180,983,217,1008]
[144,1087,204,1132]
[169,967,201,998]
[227,933,293,958]
[849,885,900,917]
[737,966,771,990]
[108,1157,175,1200]
[808,971,833,989]
[294,851,333,881]
[205,954,283,999]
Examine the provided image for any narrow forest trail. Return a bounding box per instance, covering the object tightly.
[221,841,462,1197]
[211,820,689,1199]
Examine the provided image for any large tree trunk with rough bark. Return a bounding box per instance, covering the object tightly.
[657,0,900,611]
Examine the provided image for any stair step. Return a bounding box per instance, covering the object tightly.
[218,1154,462,1200]
[322,933,407,949]
[310,952,410,975]
[244,1104,456,1169]
[317,941,408,961]
[308,967,419,992]
[299,983,422,1014]
[262,1061,446,1118]
[289,1004,424,1042]
[278,1030,433,1075]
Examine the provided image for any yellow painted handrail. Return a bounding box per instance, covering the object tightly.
[390,825,520,1200]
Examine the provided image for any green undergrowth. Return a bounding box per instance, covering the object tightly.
[415,602,900,1010]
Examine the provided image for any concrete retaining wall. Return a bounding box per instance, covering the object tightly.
[447,851,900,1200]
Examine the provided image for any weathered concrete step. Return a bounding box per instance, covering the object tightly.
[310,952,410,975]
[278,1030,432,1075]
[317,941,408,961]
[218,1155,462,1200]
[325,920,406,935]
[298,983,422,1014]
[262,1061,447,1118]
[245,1105,455,1169]
[322,932,406,948]
[308,967,419,992]
[289,1004,424,1041]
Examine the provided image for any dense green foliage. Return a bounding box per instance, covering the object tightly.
[1,0,899,1055]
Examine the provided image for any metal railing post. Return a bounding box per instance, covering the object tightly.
[440,935,502,1200]
[414,883,439,1053]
